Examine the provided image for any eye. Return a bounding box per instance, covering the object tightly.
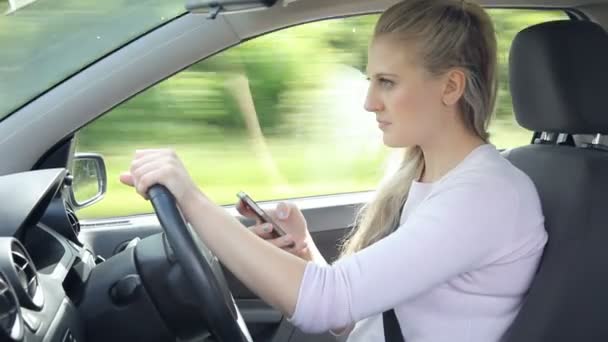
[378,78,394,89]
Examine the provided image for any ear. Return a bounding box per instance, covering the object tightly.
[442,68,466,106]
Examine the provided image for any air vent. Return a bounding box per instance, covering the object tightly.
[66,207,80,236]
[11,248,37,304]
[0,272,23,341]
[0,239,43,311]
[80,220,131,228]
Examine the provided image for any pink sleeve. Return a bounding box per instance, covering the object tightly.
[289,179,520,333]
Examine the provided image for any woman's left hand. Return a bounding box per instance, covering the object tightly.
[119,149,201,204]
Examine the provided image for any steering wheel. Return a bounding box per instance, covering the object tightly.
[148,185,252,342]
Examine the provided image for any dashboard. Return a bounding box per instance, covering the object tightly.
[0,168,94,342]
[0,168,217,342]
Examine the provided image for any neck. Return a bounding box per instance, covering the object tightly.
[418,130,486,183]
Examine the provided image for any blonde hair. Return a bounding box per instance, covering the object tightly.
[340,0,497,256]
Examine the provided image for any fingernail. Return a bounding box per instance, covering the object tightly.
[262,224,272,232]
[278,208,288,220]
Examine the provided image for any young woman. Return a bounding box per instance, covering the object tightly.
[120,0,547,340]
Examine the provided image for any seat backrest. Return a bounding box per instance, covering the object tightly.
[502,20,608,342]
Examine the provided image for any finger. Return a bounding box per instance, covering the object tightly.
[276,202,291,220]
[131,150,182,174]
[293,246,311,259]
[249,223,274,239]
[132,150,163,164]
[136,166,172,199]
[285,239,308,254]
[134,148,174,158]
[236,200,247,214]
[236,200,262,223]
[130,156,172,182]
[269,235,296,249]
[131,153,173,172]
[119,172,134,186]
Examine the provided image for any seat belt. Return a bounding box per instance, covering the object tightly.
[383,309,405,342]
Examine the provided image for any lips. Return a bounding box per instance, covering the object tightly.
[377,119,391,129]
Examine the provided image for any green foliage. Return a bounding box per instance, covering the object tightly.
[489,10,566,119]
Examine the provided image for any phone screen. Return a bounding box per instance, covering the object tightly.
[237,191,287,237]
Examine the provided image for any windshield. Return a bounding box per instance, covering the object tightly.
[0,0,186,121]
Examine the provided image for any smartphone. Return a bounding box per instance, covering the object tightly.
[237,191,287,237]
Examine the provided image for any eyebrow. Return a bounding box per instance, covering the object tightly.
[366,72,399,78]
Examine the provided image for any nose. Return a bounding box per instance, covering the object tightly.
[364,84,384,113]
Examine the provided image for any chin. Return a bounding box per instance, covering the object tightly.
[382,135,411,148]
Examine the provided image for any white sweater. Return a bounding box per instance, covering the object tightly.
[290,144,547,342]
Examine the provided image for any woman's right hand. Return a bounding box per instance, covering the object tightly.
[236,200,317,262]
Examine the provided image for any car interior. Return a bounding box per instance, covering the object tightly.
[0,0,608,341]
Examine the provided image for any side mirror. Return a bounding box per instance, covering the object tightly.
[68,153,107,210]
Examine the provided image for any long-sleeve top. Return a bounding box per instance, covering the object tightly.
[289,144,548,341]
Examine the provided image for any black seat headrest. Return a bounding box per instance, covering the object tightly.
[509,20,608,134]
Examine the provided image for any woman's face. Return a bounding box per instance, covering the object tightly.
[364,35,449,148]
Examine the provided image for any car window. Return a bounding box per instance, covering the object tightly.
[75,9,569,219]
